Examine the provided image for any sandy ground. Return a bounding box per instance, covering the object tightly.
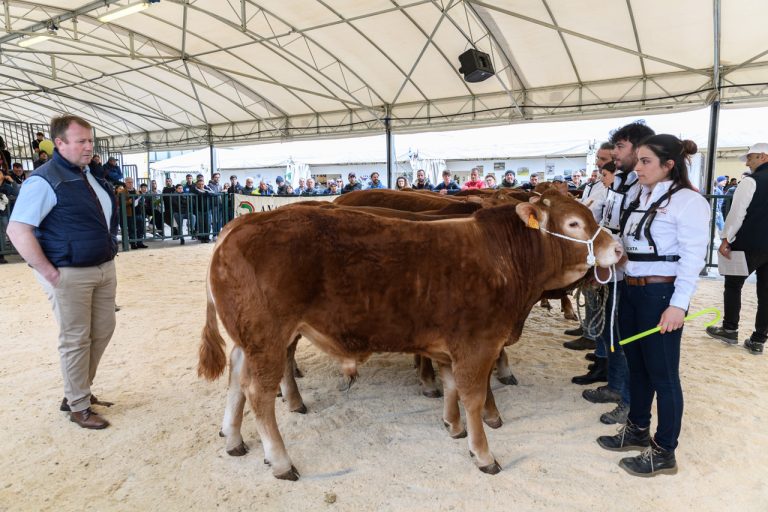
[1,242,766,512]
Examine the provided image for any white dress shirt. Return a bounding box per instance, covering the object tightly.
[580,180,606,222]
[720,178,755,243]
[621,180,711,310]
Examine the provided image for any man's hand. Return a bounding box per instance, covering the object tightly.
[43,267,61,287]
[659,306,685,334]
[718,239,731,259]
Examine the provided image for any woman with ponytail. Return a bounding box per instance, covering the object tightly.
[597,134,710,477]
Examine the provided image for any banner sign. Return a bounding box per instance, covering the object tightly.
[234,194,336,217]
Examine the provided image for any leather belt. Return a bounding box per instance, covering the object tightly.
[624,275,676,286]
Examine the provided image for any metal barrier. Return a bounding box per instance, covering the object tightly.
[117,192,232,250]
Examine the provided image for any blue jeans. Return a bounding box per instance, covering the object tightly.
[0,215,8,253]
[619,281,683,452]
[596,283,630,405]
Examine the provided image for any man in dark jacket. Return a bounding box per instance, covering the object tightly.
[0,171,20,263]
[103,157,123,185]
[7,115,118,429]
[172,183,196,245]
[498,170,518,188]
[342,172,363,194]
[709,142,768,354]
[434,170,460,194]
[412,169,434,191]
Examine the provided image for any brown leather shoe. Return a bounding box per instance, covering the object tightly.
[70,408,110,429]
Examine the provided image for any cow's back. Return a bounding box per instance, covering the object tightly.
[209,205,537,357]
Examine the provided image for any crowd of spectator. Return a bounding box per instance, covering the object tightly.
[0,143,748,256]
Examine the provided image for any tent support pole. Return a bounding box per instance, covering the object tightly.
[385,113,393,188]
[705,0,721,195]
[208,126,215,179]
[705,100,719,195]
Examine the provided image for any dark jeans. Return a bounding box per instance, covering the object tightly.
[127,214,145,241]
[619,281,683,452]
[0,215,8,252]
[197,211,211,241]
[723,250,768,339]
[173,213,196,236]
[596,283,630,405]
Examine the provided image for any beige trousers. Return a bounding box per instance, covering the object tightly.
[36,260,117,413]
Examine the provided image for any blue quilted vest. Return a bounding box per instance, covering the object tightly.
[33,150,118,267]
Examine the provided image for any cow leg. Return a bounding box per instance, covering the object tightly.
[495,348,518,386]
[561,296,578,321]
[280,336,307,414]
[244,351,299,481]
[482,368,503,429]
[437,363,465,439]
[419,356,442,398]
[454,359,501,474]
[539,298,552,310]
[221,347,249,456]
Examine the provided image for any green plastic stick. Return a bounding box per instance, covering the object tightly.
[618,307,722,346]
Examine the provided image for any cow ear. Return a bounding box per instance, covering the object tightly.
[516,202,541,229]
[529,195,541,204]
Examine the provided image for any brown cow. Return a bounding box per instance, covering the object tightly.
[198,190,621,480]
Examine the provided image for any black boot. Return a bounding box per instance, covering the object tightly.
[571,357,607,385]
[619,438,677,477]
[564,326,583,336]
[597,419,650,451]
[563,336,596,351]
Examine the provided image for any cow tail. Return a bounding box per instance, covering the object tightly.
[198,272,227,381]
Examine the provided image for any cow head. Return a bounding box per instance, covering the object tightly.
[516,190,622,289]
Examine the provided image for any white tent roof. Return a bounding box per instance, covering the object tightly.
[1,1,766,151]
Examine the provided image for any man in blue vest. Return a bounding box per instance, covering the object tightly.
[708,142,768,355]
[7,115,118,429]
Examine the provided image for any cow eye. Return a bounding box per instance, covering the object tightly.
[568,221,579,228]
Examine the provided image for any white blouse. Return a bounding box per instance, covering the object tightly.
[620,180,711,310]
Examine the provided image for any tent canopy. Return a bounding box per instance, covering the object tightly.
[1,1,765,150]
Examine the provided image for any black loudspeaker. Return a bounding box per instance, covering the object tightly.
[458,48,495,83]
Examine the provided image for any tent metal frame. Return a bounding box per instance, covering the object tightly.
[0,0,764,155]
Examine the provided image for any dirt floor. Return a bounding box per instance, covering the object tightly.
[1,242,766,511]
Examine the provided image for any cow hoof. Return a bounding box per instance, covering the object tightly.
[484,416,503,429]
[294,367,304,378]
[264,458,271,466]
[291,403,308,414]
[422,388,443,399]
[275,465,300,481]
[479,460,502,475]
[226,442,249,457]
[443,421,467,439]
[218,430,225,438]
[497,374,518,386]
[276,390,282,398]
[564,313,578,321]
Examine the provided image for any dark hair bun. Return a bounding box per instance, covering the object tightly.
[682,139,698,156]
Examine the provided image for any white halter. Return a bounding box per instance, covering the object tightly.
[538,224,608,269]
[538,223,619,350]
